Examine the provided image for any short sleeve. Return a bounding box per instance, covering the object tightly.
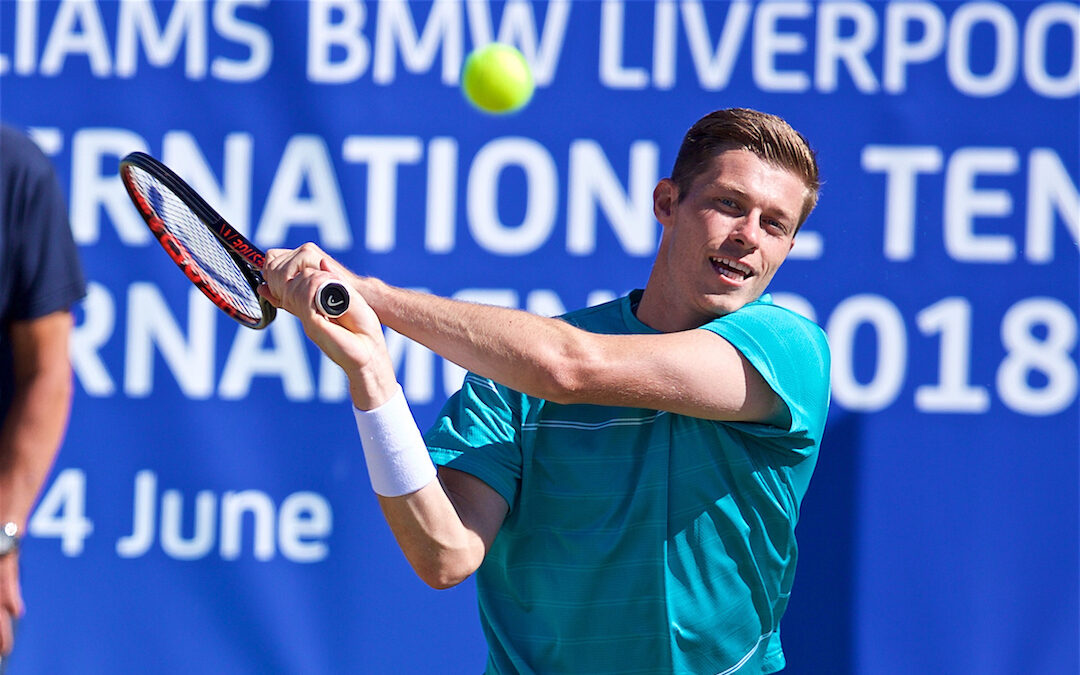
[424,373,525,509]
[700,301,831,456]
[2,126,87,320]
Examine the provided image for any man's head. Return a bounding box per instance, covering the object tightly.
[643,109,819,329]
[670,108,819,228]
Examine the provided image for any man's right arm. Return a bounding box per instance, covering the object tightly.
[0,310,76,655]
[380,467,506,589]
[257,255,506,588]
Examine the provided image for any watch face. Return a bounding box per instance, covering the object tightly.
[0,523,17,556]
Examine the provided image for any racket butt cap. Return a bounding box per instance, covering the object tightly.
[317,281,350,317]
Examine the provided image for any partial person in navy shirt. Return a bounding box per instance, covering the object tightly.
[0,124,86,661]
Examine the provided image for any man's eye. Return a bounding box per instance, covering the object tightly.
[766,220,789,234]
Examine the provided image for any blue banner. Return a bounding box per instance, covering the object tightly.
[2,1,1077,672]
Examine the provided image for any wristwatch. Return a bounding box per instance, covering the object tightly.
[0,522,20,557]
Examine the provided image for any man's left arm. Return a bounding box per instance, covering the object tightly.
[262,246,783,424]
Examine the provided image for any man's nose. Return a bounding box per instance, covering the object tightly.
[730,212,761,248]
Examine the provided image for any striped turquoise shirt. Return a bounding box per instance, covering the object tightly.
[426,292,830,674]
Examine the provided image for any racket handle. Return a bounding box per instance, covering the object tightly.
[316,280,351,317]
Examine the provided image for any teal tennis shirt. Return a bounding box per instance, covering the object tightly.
[425,292,831,674]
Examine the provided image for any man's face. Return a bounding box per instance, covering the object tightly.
[653,148,805,321]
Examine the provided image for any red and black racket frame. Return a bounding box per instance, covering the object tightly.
[119,151,277,329]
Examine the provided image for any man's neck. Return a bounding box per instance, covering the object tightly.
[634,285,705,333]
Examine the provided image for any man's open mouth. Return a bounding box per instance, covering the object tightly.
[710,256,753,280]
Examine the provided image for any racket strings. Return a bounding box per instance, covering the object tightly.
[126,165,264,321]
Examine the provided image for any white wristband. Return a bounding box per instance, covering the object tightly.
[353,385,437,497]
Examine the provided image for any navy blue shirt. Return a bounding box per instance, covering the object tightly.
[0,124,87,414]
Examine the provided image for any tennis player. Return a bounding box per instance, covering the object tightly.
[261,108,830,674]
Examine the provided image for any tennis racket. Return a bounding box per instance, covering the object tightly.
[119,151,350,329]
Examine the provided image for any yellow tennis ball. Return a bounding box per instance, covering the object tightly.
[461,43,535,114]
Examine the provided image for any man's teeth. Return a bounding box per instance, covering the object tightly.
[711,257,752,279]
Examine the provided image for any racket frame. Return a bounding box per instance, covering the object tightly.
[119,151,277,329]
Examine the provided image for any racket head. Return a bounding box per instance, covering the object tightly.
[119,152,276,329]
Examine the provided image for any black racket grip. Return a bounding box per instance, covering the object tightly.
[316,281,350,317]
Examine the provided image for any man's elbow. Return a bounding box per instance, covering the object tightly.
[404,531,487,590]
[545,360,611,406]
[540,368,588,405]
[533,337,602,405]
[420,570,469,591]
[413,553,479,590]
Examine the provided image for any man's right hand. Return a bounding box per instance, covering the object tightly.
[258,244,399,410]
[0,554,23,657]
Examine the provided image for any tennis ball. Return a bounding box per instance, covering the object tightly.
[461,43,534,114]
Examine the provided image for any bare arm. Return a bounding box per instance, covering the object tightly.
[264,245,782,424]
[380,467,506,589]
[360,280,781,422]
[0,311,74,531]
[0,310,75,652]
[258,255,506,588]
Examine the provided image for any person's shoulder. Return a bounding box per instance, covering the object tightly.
[709,296,828,345]
[2,124,41,158]
[558,294,627,328]
[727,296,821,327]
[709,297,831,398]
[1,124,26,148]
[1,124,55,180]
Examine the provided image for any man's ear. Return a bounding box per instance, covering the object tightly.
[653,179,677,225]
